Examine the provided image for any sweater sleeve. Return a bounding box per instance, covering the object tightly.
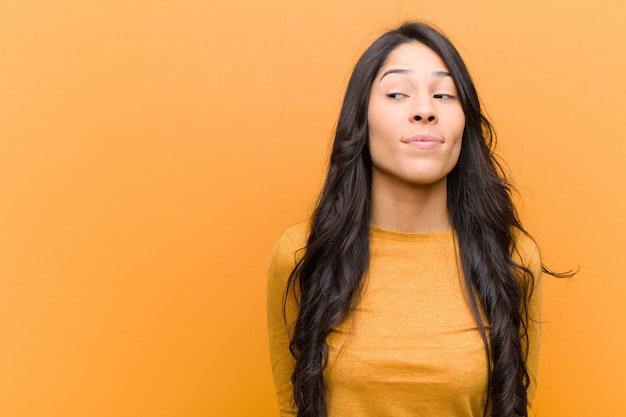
[515,234,544,411]
[266,224,306,417]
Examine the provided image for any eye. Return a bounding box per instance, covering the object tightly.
[433,93,456,100]
[387,92,408,100]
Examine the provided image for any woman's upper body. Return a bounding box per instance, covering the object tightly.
[267,21,549,417]
[267,221,543,417]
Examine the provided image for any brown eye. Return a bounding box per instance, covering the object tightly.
[433,93,456,100]
[387,93,408,100]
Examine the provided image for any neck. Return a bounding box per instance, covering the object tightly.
[370,173,450,233]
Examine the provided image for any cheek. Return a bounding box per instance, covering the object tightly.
[367,131,398,175]
[445,116,464,169]
[452,139,463,164]
[367,105,386,139]
[367,96,403,138]
[367,105,390,160]
[447,113,465,157]
[450,110,466,138]
[367,133,388,167]
[452,122,464,149]
[368,110,397,144]
[448,133,464,171]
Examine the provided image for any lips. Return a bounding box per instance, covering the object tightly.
[402,135,443,149]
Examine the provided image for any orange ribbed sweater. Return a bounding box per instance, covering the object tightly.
[267,221,542,417]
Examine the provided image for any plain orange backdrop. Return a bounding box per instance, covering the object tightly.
[1,0,625,416]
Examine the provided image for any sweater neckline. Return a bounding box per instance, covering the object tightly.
[369,224,454,242]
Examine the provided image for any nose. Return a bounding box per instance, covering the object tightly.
[411,96,437,123]
[414,113,436,122]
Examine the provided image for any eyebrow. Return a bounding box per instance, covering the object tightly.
[379,68,452,81]
[432,70,452,78]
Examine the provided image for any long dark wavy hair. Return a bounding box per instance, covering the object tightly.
[284,21,565,417]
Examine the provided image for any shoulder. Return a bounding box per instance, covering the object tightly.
[279,220,309,249]
[270,220,309,267]
[267,220,310,286]
[267,221,310,319]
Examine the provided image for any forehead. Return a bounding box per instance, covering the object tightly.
[377,41,449,76]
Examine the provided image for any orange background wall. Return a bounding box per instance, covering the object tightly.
[1,1,624,416]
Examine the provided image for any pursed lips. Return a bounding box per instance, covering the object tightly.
[401,135,443,148]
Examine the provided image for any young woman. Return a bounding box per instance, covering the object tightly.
[267,21,561,417]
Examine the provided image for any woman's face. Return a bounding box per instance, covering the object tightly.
[367,42,465,190]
